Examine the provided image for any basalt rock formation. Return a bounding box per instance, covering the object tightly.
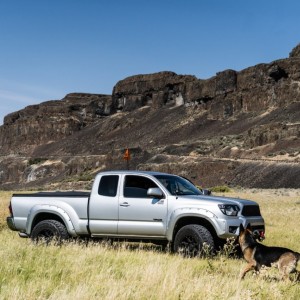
[0,44,299,190]
[0,93,112,155]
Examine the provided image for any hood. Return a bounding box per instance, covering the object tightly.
[175,194,258,208]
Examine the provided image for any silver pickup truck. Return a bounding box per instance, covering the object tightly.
[7,170,265,255]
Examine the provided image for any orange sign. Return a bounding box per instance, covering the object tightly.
[123,148,130,160]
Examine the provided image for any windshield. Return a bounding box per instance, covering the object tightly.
[154,175,202,196]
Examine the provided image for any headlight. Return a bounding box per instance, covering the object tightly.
[218,204,240,216]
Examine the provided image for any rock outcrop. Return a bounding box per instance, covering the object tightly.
[0,44,299,190]
[112,58,300,119]
[0,93,112,155]
[289,43,300,57]
[112,71,198,111]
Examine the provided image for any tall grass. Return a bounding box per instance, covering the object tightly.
[1,190,300,300]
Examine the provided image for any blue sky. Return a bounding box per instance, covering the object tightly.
[0,0,299,124]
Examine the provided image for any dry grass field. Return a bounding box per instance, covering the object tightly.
[0,189,300,300]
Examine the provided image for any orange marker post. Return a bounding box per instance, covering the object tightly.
[123,148,130,169]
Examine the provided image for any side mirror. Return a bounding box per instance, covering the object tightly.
[202,189,211,195]
[147,187,164,198]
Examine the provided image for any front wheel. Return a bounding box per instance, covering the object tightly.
[173,224,214,257]
[31,220,69,245]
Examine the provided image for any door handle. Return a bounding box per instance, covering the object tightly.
[120,202,130,207]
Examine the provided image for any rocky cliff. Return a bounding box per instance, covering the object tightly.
[0,44,299,190]
[0,93,112,155]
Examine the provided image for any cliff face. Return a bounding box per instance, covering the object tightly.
[112,58,300,122]
[0,93,112,155]
[0,44,300,190]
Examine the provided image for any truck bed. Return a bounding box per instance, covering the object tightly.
[12,191,90,197]
[10,191,90,235]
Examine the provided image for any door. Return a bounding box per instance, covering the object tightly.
[89,175,119,235]
[118,175,167,236]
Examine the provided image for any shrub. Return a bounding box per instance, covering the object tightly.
[210,185,231,193]
[78,173,94,182]
[28,158,47,165]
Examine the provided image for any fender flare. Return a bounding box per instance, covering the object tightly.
[166,207,222,241]
[26,204,77,237]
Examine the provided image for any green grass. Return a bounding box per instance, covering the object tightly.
[1,190,300,299]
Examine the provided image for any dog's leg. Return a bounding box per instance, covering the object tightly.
[278,252,297,281]
[240,262,256,279]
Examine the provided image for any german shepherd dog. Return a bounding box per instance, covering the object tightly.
[239,224,300,280]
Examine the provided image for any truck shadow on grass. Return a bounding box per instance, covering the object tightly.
[65,236,242,259]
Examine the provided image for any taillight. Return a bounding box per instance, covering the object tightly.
[8,202,13,216]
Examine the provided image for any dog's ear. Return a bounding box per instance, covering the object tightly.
[246,223,252,231]
[239,224,245,234]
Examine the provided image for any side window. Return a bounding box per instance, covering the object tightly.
[124,175,158,198]
[98,175,119,197]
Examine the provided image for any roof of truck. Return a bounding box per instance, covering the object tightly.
[96,170,176,176]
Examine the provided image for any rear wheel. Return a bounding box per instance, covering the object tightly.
[31,220,69,245]
[173,224,214,257]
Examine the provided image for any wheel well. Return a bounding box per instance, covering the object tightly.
[31,213,66,232]
[173,217,218,243]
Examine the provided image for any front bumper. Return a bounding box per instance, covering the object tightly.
[217,216,265,239]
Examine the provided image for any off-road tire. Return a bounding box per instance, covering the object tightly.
[31,219,69,245]
[173,224,214,257]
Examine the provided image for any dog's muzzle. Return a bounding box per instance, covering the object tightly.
[252,230,265,241]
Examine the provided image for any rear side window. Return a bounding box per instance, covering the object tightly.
[98,175,119,197]
[124,175,158,198]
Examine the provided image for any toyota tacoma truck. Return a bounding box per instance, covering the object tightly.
[7,170,265,255]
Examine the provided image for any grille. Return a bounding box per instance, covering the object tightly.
[242,205,261,216]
